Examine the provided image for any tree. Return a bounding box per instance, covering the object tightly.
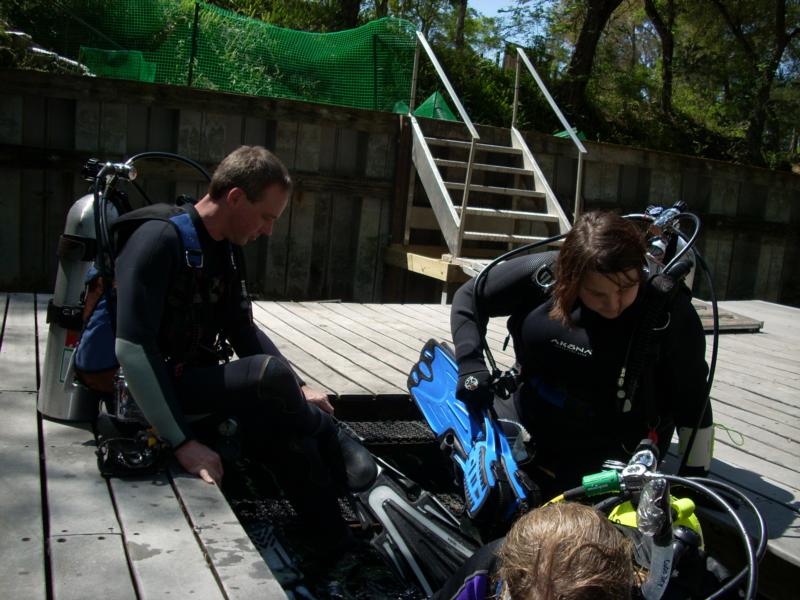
[562,0,625,114]
[452,0,467,49]
[643,0,674,114]
[708,0,800,163]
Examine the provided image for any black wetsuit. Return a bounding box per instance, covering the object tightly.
[452,253,712,495]
[113,203,351,542]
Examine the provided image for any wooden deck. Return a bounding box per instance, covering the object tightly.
[0,293,288,600]
[2,292,797,598]
[248,298,799,597]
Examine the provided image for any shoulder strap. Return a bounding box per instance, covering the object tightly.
[168,212,203,269]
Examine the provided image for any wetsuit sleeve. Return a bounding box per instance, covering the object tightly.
[660,291,713,474]
[114,220,193,447]
[451,253,552,375]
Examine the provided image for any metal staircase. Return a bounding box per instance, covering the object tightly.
[392,33,587,282]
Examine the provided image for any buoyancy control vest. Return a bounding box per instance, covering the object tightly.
[73,204,239,393]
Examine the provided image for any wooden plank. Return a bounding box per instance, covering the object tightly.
[20,170,46,291]
[42,421,124,536]
[263,191,291,298]
[712,363,799,409]
[177,109,202,159]
[2,70,400,137]
[44,423,135,600]
[251,303,369,397]
[0,170,21,287]
[754,236,785,302]
[242,116,267,147]
[169,469,289,600]
[715,355,800,391]
[46,97,75,151]
[419,303,511,340]
[364,132,392,179]
[319,302,434,354]
[334,128,359,176]
[50,536,135,600]
[295,123,320,171]
[375,303,516,364]
[0,294,38,392]
[109,474,224,599]
[383,245,470,284]
[126,104,149,155]
[220,113,244,158]
[326,194,358,300]
[0,391,46,600]
[373,190,393,301]
[33,295,135,599]
[274,121,298,170]
[711,383,800,442]
[22,94,46,147]
[307,192,332,299]
[284,191,316,300]
[716,336,799,376]
[200,112,234,163]
[353,196,383,301]
[0,95,23,144]
[44,171,73,290]
[282,302,411,381]
[261,302,404,395]
[74,100,100,152]
[723,301,800,333]
[297,301,423,364]
[148,107,177,153]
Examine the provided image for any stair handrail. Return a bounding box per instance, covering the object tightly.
[410,30,478,258]
[512,48,587,219]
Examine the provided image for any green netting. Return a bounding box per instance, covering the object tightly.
[414,91,457,121]
[36,1,417,112]
[79,47,156,82]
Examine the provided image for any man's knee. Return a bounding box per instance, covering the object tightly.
[256,355,302,401]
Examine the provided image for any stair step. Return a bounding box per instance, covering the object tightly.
[425,137,523,155]
[445,181,546,199]
[463,231,552,243]
[456,207,560,222]
[433,158,532,176]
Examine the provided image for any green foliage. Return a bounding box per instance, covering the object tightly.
[3,0,797,168]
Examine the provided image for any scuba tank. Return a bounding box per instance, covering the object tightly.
[38,191,117,421]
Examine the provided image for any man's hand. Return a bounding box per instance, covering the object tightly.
[302,385,334,414]
[175,439,224,484]
[456,369,494,412]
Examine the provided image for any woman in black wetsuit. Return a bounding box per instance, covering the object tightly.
[450,210,713,499]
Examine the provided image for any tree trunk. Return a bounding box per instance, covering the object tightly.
[375,0,388,18]
[643,0,675,114]
[563,0,624,115]
[453,0,468,50]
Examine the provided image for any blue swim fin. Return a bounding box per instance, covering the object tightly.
[407,340,531,524]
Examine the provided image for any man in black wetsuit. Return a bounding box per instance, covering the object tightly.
[451,211,714,499]
[113,145,374,548]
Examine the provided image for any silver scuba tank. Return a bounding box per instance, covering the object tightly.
[38,192,118,421]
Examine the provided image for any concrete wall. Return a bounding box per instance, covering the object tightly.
[1,68,798,305]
